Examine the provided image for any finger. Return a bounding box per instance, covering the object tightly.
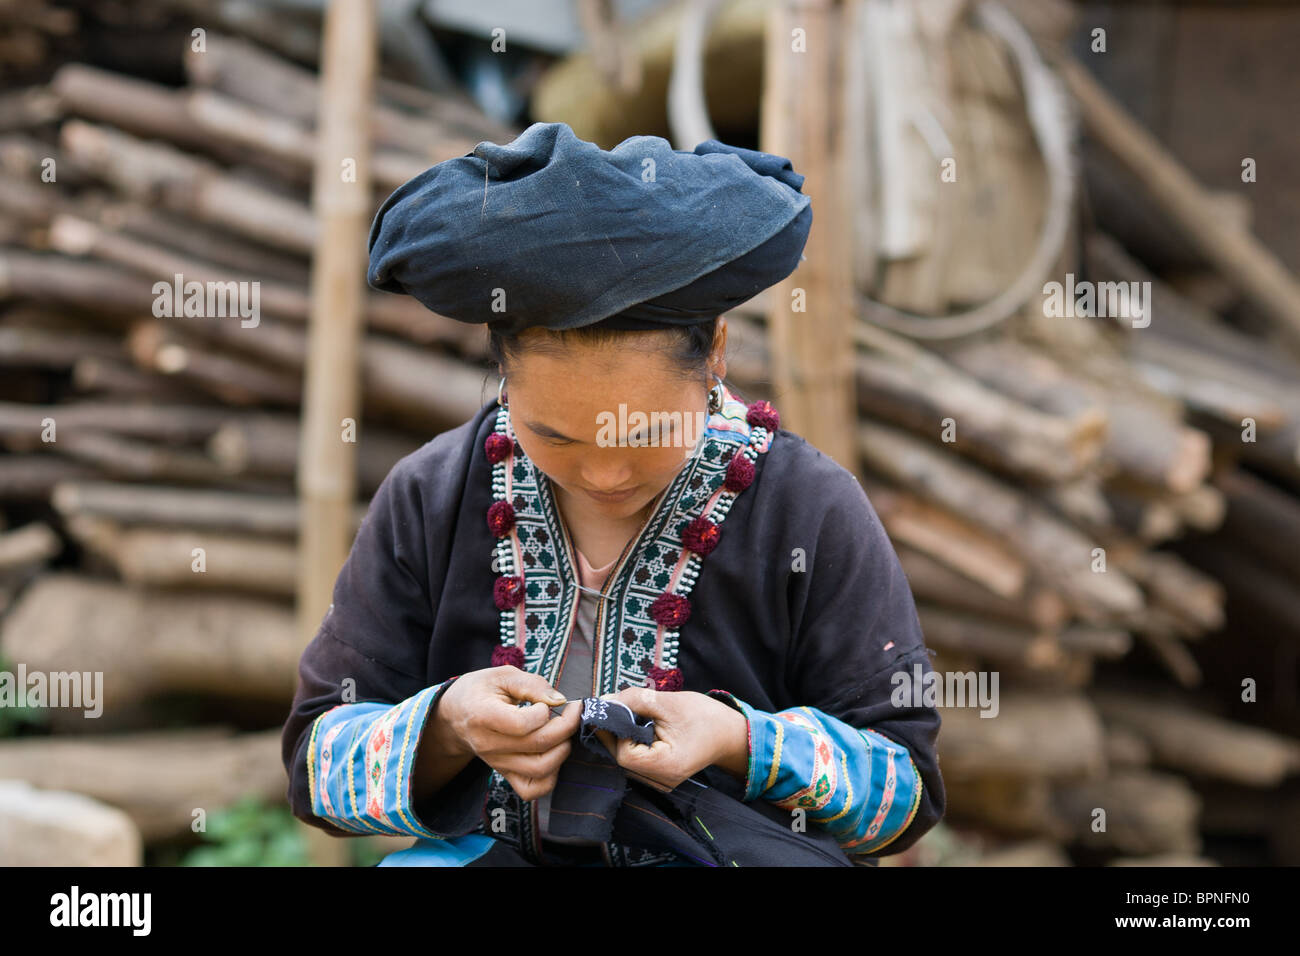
[504,772,556,803]
[614,735,661,771]
[472,699,548,738]
[592,727,617,755]
[621,764,674,793]
[603,685,661,719]
[495,667,566,709]
[516,704,581,753]
[491,739,571,779]
[473,715,574,756]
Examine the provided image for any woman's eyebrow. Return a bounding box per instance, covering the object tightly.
[524,419,679,443]
[525,420,579,441]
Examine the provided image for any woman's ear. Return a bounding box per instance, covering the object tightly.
[712,319,728,380]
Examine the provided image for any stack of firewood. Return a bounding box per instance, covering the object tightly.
[0,27,526,863]
[1,7,1299,866]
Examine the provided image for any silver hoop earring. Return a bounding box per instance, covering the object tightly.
[497,376,508,409]
[707,374,723,414]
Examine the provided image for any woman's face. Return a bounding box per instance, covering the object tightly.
[504,327,726,523]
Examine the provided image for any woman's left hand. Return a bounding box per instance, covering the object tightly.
[592,688,748,792]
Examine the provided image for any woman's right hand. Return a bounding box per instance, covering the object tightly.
[435,665,581,802]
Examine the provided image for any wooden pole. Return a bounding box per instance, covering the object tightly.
[1062,58,1300,352]
[295,0,377,867]
[760,0,858,473]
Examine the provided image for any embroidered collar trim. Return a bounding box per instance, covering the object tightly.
[483,383,779,693]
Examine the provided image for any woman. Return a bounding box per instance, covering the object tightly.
[281,122,945,866]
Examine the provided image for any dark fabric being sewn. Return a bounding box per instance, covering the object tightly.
[544,696,853,866]
[544,697,654,845]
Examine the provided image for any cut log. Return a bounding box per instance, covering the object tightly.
[1216,468,1300,586]
[854,346,1103,482]
[936,690,1106,781]
[1063,57,1300,348]
[126,320,302,407]
[0,85,60,131]
[0,323,125,369]
[41,429,226,483]
[182,32,511,157]
[0,573,299,716]
[52,481,367,537]
[863,478,1027,599]
[0,728,285,841]
[858,419,1146,623]
[51,60,452,202]
[894,542,1068,630]
[1092,689,1300,787]
[0,454,100,499]
[71,356,212,402]
[0,401,234,446]
[1101,485,1183,544]
[1039,475,1114,531]
[1087,232,1300,386]
[915,603,1074,676]
[0,249,154,313]
[1057,624,1132,661]
[184,87,444,193]
[1105,725,1151,769]
[207,414,419,493]
[66,514,297,596]
[1133,626,1202,689]
[1118,548,1225,635]
[59,120,317,254]
[0,520,59,572]
[943,776,1064,839]
[944,337,1212,492]
[51,62,261,166]
[96,201,311,286]
[1050,769,1202,855]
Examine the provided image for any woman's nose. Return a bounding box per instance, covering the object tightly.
[580,457,635,491]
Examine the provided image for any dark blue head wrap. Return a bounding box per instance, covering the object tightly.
[366,122,812,335]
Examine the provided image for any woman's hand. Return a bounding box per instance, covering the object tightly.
[591,687,749,792]
[434,666,582,802]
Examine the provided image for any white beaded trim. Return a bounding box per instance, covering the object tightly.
[655,424,769,672]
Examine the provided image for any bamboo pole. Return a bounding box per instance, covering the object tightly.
[760,0,857,472]
[295,0,377,868]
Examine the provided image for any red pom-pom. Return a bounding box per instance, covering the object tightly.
[649,591,691,629]
[492,644,526,669]
[681,515,721,556]
[646,665,683,692]
[486,500,516,536]
[745,400,779,432]
[485,433,512,463]
[493,575,525,610]
[723,452,755,492]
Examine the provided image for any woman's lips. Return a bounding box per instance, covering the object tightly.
[585,486,638,503]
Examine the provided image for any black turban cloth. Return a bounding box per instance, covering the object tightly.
[366,121,812,335]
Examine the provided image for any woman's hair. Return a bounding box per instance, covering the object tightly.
[486,316,726,390]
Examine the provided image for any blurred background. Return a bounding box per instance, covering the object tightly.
[1,0,1298,867]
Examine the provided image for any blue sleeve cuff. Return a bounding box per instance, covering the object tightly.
[306,676,488,839]
[704,691,924,855]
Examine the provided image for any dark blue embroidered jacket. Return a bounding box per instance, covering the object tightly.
[281,387,945,866]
